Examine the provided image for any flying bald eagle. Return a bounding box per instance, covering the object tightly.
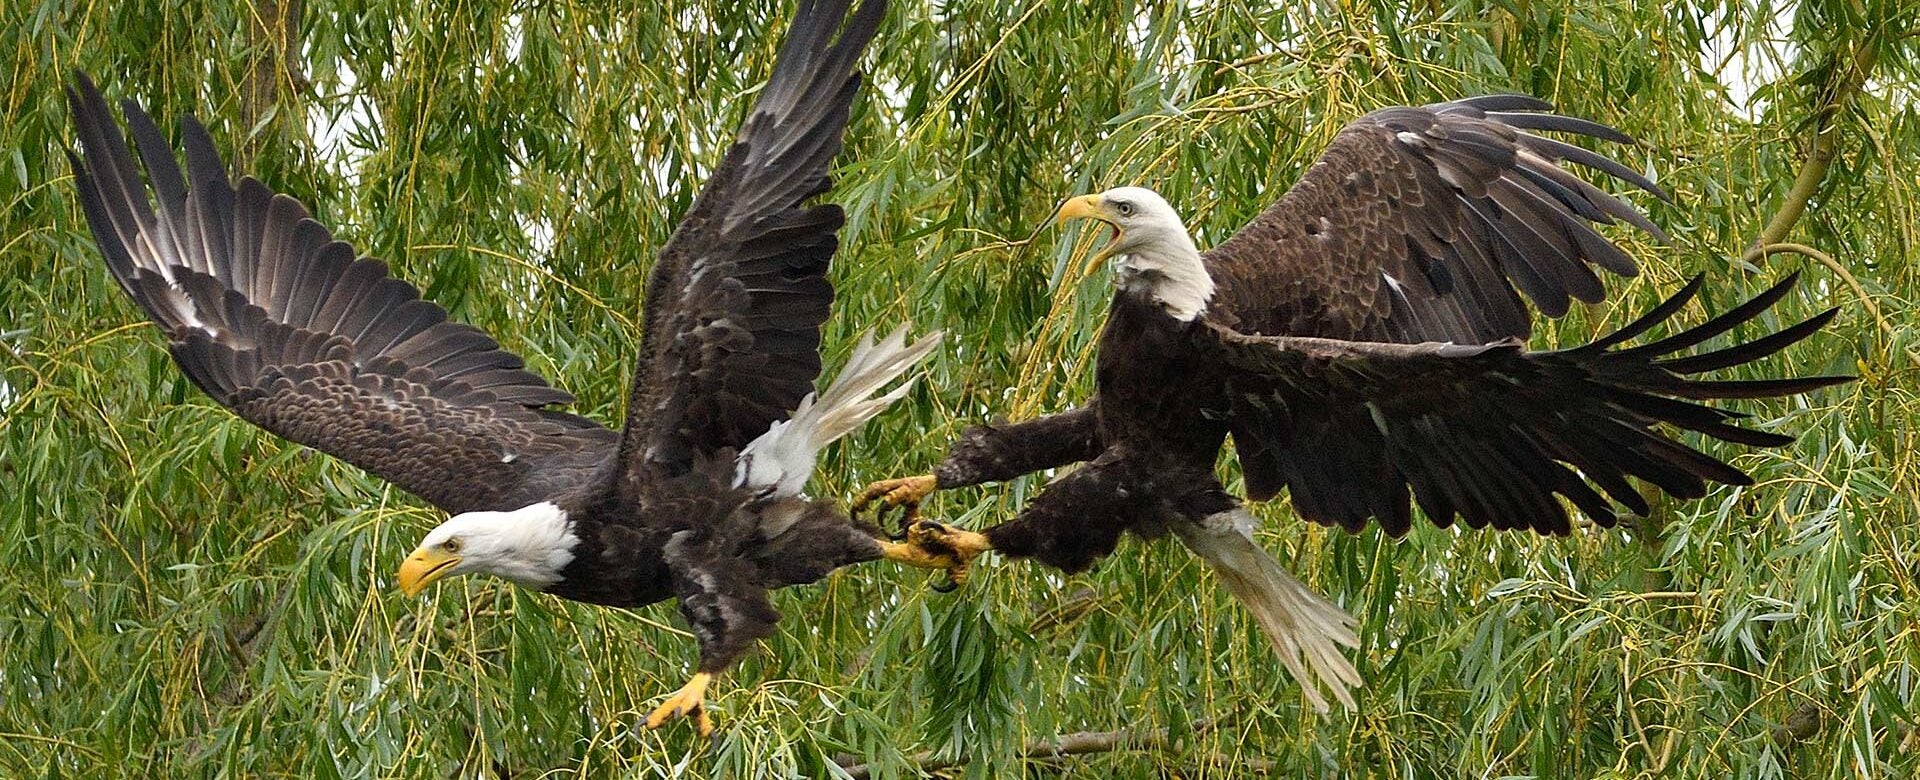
[859,98,1850,711]
[67,0,952,736]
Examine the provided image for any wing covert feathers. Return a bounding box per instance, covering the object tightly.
[67,73,613,514]
[1213,274,1849,536]
[1205,96,1670,344]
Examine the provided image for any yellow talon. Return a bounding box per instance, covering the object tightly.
[880,539,956,570]
[881,520,993,591]
[645,672,714,737]
[852,474,938,528]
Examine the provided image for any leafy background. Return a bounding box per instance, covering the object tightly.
[2,0,1916,776]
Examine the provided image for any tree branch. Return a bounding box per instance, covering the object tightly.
[1748,45,1880,251]
[1741,242,1914,365]
[834,717,1263,777]
[1750,124,1841,251]
[238,0,307,166]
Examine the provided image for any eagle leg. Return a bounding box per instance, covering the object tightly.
[851,474,937,537]
[644,672,715,738]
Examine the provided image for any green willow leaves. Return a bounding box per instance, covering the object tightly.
[1,0,1913,777]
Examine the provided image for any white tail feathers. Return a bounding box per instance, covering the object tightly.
[737,326,942,495]
[1172,509,1362,713]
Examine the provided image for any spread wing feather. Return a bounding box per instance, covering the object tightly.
[1205,97,1669,344]
[1209,274,1849,536]
[67,74,614,514]
[621,0,885,485]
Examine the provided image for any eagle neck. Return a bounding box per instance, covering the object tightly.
[1113,239,1213,322]
[486,502,580,590]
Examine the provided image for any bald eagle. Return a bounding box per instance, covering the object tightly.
[67,0,952,736]
[859,98,1851,711]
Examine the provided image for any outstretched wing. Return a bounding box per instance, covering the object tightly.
[1209,274,1848,536]
[1205,96,1669,344]
[67,74,615,515]
[621,0,886,485]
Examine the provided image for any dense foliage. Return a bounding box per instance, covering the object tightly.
[2,0,1915,776]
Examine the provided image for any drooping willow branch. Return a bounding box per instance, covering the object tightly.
[1740,242,1912,365]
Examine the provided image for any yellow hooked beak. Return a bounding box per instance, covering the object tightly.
[397,547,462,597]
[1055,193,1122,271]
[1053,193,1109,226]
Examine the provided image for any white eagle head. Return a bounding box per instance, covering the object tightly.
[1054,186,1214,320]
[396,502,578,596]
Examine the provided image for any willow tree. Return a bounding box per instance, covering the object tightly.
[1,0,1914,777]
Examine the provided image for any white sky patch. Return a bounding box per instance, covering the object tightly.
[1125,6,1156,52]
[1701,5,1796,119]
[521,215,556,257]
[305,59,373,174]
[874,72,910,116]
[503,12,525,62]
[0,327,21,416]
[674,1,711,34]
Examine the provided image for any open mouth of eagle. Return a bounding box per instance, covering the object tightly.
[1087,221,1121,258]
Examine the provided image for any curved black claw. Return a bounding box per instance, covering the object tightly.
[906,520,993,593]
[851,474,937,538]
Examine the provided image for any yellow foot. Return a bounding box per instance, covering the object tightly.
[879,538,958,571]
[893,520,993,591]
[852,474,937,532]
[644,672,714,738]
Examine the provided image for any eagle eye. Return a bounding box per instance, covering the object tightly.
[1115,201,1135,217]
[442,538,462,554]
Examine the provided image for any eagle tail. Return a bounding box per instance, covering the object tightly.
[738,326,941,495]
[1172,509,1362,713]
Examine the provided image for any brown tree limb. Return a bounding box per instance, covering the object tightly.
[1027,585,1101,632]
[238,0,307,166]
[834,716,1263,777]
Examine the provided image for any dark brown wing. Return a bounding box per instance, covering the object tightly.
[1208,274,1847,536]
[1205,96,1669,344]
[620,0,885,484]
[67,74,614,515]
